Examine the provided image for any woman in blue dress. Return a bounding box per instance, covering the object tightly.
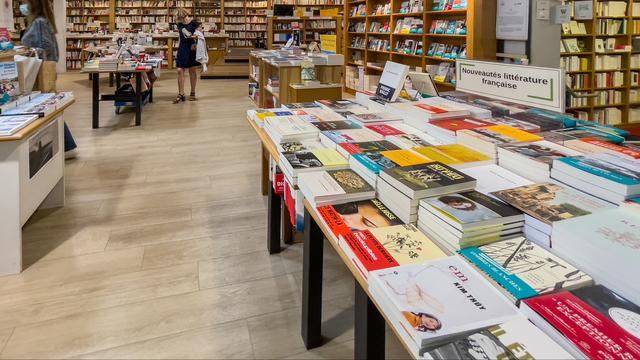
[173,8,200,103]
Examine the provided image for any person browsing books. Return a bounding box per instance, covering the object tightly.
[173,8,200,103]
[20,0,78,159]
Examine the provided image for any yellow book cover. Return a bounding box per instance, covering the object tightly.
[380,149,431,166]
[415,144,492,165]
[484,125,543,142]
[368,224,447,264]
[312,148,348,166]
[255,112,276,121]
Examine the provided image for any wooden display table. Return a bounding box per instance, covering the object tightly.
[0,100,75,276]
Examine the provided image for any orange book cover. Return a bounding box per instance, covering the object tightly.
[380,149,431,166]
[484,125,543,142]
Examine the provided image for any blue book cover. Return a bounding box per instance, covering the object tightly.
[352,153,384,173]
[323,131,354,144]
[558,156,640,186]
[526,108,577,128]
[458,247,539,300]
[353,152,398,174]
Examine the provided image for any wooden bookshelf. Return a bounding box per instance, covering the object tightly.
[266,16,342,49]
[562,0,640,126]
[343,0,496,94]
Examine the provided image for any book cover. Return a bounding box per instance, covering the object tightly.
[327,169,375,194]
[475,125,543,143]
[339,140,400,155]
[342,230,400,277]
[388,134,434,148]
[428,117,494,132]
[318,198,403,236]
[508,111,569,132]
[460,165,533,196]
[368,224,447,264]
[491,183,612,225]
[499,140,582,166]
[283,151,323,169]
[383,162,476,193]
[380,149,431,166]
[579,138,640,159]
[423,191,522,225]
[0,62,20,105]
[370,257,519,349]
[523,286,640,359]
[322,129,381,144]
[414,145,492,165]
[314,120,362,131]
[366,124,406,136]
[352,152,400,173]
[556,153,640,186]
[348,112,403,123]
[423,317,572,359]
[459,238,592,300]
[316,99,360,110]
[312,148,348,167]
[283,102,321,109]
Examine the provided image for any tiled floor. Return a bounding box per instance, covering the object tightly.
[0,72,409,359]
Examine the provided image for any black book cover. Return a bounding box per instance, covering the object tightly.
[383,162,475,192]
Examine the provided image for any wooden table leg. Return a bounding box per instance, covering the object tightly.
[135,72,142,126]
[267,181,281,254]
[301,208,323,349]
[92,72,100,129]
[354,280,386,360]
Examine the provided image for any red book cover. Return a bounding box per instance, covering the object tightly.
[580,138,640,159]
[274,173,285,195]
[365,124,405,136]
[339,143,364,155]
[524,287,640,360]
[414,103,449,114]
[317,206,352,237]
[284,181,296,225]
[430,117,494,132]
[342,230,399,278]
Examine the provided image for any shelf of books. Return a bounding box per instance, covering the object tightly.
[343,0,495,94]
[246,56,640,358]
[267,16,342,49]
[562,0,640,126]
[12,0,27,33]
[66,0,112,33]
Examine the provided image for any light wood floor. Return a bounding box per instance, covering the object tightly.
[0,71,409,359]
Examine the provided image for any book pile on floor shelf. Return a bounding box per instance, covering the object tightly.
[246,84,640,358]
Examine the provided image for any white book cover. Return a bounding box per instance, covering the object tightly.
[376,61,410,102]
[0,114,39,136]
[460,164,533,196]
[498,140,583,170]
[299,108,346,121]
[422,317,573,359]
[298,169,375,205]
[552,207,640,306]
[369,256,519,349]
[265,116,319,136]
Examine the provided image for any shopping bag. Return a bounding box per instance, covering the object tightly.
[36,60,58,92]
[14,54,42,93]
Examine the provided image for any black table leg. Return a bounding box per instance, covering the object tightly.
[116,73,121,89]
[92,72,100,129]
[135,72,142,126]
[354,281,386,360]
[149,85,154,103]
[301,208,324,349]
[267,181,281,254]
[109,72,114,87]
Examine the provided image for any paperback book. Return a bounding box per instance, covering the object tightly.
[379,162,477,199]
[317,198,404,237]
[413,144,494,169]
[298,169,375,207]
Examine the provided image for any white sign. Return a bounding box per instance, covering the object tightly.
[497,0,529,40]
[376,61,410,102]
[456,60,564,112]
[574,1,593,20]
[0,0,14,30]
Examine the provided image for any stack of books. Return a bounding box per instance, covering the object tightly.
[551,152,640,203]
[317,198,403,237]
[386,99,470,131]
[368,257,520,358]
[339,224,447,279]
[264,116,320,144]
[336,140,401,159]
[298,169,375,207]
[456,125,543,158]
[318,128,382,149]
[247,108,294,127]
[280,148,348,184]
[552,206,640,306]
[313,120,362,132]
[386,131,440,149]
[346,111,403,125]
[422,317,573,359]
[377,162,476,223]
[417,191,524,253]
[521,285,640,359]
[459,164,533,196]
[422,116,495,144]
[491,183,614,248]
[413,144,494,169]
[459,237,592,303]
[316,99,372,116]
[497,140,583,183]
[349,149,430,185]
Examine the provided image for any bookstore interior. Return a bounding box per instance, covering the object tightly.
[2,0,640,357]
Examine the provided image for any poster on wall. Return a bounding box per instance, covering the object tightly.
[496,0,530,40]
[574,1,593,20]
[0,0,14,31]
[29,119,59,178]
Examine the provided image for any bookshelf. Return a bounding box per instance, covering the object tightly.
[343,0,496,94]
[12,0,27,33]
[562,0,640,126]
[266,16,342,49]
